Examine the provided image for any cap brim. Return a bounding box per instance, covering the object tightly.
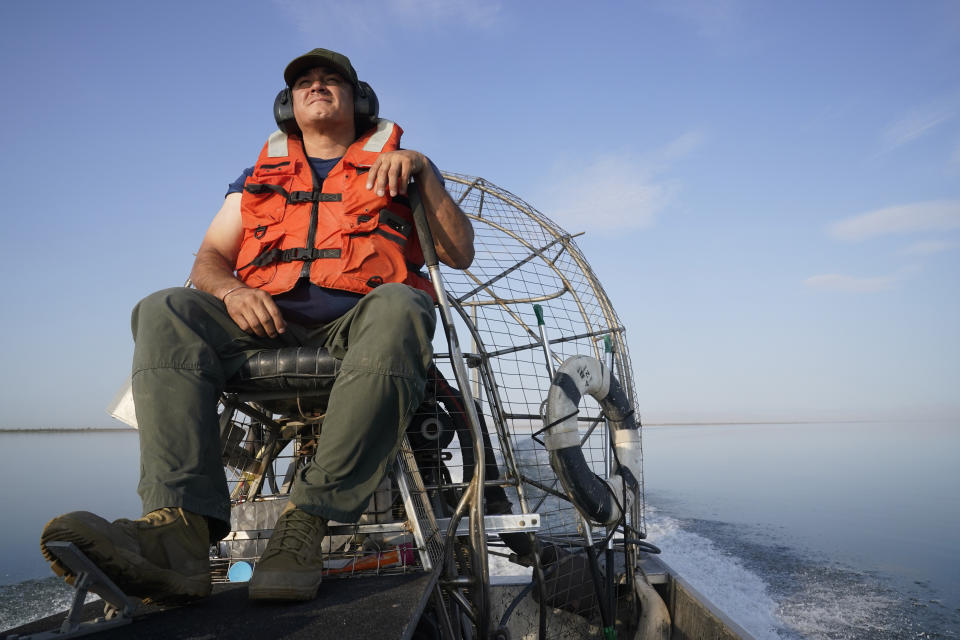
[284,54,356,88]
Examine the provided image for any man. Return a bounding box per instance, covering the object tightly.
[41,48,474,603]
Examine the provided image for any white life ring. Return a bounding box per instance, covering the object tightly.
[543,355,641,526]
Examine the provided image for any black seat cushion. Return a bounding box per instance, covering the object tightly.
[226,347,341,402]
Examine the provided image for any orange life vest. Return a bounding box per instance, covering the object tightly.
[235,120,433,297]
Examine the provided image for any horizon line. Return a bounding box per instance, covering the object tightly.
[2,417,950,434]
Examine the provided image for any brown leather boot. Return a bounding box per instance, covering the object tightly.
[41,508,211,604]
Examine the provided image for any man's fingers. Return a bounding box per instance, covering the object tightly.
[250,293,286,338]
[268,303,287,335]
[366,151,421,197]
[366,157,387,195]
[232,314,251,334]
[387,164,402,197]
[247,315,268,337]
[235,305,266,337]
[396,163,413,196]
[248,289,285,337]
[224,287,285,337]
[252,304,284,338]
[378,161,398,197]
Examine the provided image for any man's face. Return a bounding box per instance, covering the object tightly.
[291,66,354,132]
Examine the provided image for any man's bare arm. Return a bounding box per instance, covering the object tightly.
[190,193,286,337]
[366,150,475,269]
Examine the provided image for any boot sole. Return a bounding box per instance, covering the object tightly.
[41,512,210,604]
[248,584,321,601]
[248,567,322,602]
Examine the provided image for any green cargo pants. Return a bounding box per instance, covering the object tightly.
[130,283,436,540]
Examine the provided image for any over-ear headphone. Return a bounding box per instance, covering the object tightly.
[273,81,379,136]
[354,81,379,124]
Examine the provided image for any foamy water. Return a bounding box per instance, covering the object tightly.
[654,508,960,639]
[645,509,783,638]
[642,506,958,640]
[0,577,94,631]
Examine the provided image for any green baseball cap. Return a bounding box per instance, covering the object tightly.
[283,48,359,88]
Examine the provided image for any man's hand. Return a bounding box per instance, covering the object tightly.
[222,286,287,338]
[364,148,475,269]
[366,150,426,197]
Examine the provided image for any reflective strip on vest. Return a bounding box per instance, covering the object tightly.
[267,120,394,157]
[268,130,288,158]
[362,120,396,153]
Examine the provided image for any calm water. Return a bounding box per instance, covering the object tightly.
[0,431,142,587]
[1,422,958,637]
[0,430,142,631]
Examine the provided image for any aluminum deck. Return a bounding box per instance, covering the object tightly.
[5,572,435,640]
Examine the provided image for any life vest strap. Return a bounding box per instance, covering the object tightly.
[245,247,342,269]
[291,190,342,204]
[244,183,343,204]
[349,228,407,247]
[378,209,412,238]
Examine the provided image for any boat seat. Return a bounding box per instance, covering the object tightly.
[217,344,445,574]
[224,346,342,416]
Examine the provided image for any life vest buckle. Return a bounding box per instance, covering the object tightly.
[288,190,343,204]
[288,190,318,204]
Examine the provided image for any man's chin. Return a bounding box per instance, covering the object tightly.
[298,114,353,131]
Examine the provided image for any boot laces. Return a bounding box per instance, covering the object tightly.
[139,507,191,529]
[141,509,175,526]
[266,510,323,559]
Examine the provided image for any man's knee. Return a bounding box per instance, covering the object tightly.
[345,284,435,366]
[131,288,215,338]
[363,283,434,325]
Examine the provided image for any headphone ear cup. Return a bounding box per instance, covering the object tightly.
[354,81,379,121]
[273,88,299,135]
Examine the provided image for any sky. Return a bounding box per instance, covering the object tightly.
[1,0,958,427]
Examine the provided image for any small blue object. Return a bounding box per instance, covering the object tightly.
[228,561,253,583]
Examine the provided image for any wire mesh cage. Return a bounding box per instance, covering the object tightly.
[434,173,645,548]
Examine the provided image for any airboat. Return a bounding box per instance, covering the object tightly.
[7,173,751,640]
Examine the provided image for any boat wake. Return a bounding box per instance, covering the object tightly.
[0,576,97,632]
[646,507,960,640]
[645,508,783,639]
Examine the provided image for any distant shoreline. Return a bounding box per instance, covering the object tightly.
[643,419,879,426]
[0,419,914,433]
[0,427,137,433]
